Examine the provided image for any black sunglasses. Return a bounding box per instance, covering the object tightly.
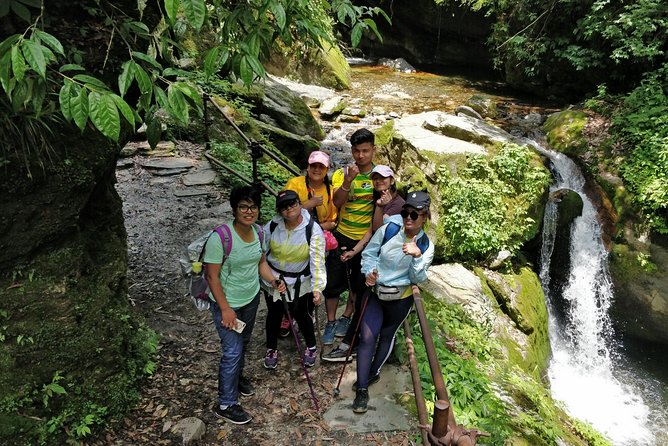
[278,199,299,212]
[400,209,423,220]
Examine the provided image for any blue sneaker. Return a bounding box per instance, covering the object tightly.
[334,316,351,337]
[322,321,336,345]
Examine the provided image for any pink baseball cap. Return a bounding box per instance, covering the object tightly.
[308,151,330,167]
[370,165,394,178]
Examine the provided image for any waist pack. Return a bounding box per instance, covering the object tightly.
[376,284,410,301]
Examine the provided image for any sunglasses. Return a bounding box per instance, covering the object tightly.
[400,209,423,220]
[278,200,299,212]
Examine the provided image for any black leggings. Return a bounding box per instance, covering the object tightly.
[265,292,316,350]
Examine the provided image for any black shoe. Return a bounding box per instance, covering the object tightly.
[352,373,380,391]
[352,388,369,414]
[322,345,355,363]
[213,403,252,424]
[238,376,255,396]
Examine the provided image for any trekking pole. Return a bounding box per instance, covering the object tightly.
[333,286,371,397]
[279,275,319,412]
[314,298,325,361]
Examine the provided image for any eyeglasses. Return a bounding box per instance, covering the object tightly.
[278,200,299,212]
[238,204,259,213]
[400,209,423,220]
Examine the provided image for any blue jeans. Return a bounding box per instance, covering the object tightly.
[210,292,260,407]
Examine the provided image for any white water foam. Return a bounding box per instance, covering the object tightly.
[532,143,655,445]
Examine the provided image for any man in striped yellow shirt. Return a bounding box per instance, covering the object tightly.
[322,128,376,345]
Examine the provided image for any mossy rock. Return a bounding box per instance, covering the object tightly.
[543,110,587,156]
[466,94,498,118]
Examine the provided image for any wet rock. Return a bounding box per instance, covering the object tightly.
[173,188,211,197]
[122,141,177,157]
[379,57,416,73]
[489,250,512,269]
[150,168,191,176]
[466,94,498,118]
[116,158,134,169]
[455,105,484,120]
[338,115,361,123]
[139,158,194,170]
[319,96,348,118]
[259,78,325,140]
[341,107,366,118]
[421,111,517,146]
[182,169,217,186]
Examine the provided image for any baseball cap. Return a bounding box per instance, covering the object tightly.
[370,165,394,178]
[403,190,431,210]
[308,151,330,167]
[276,190,300,210]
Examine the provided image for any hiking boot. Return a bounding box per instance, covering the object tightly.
[303,346,317,367]
[238,376,255,396]
[352,388,369,414]
[352,373,380,391]
[322,321,337,345]
[264,349,278,369]
[213,403,252,424]
[279,316,291,338]
[322,345,355,363]
[334,315,351,337]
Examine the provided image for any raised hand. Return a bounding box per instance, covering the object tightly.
[376,189,392,207]
[403,236,422,258]
[344,163,359,183]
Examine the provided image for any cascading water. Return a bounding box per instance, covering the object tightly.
[533,143,659,445]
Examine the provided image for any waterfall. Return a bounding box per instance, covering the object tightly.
[532,143,656,445]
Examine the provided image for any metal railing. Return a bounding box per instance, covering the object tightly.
[203,93,300,197]
[406,287,491,446]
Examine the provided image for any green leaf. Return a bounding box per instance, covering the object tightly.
[154,85,169,109]
[11,78,31,112]
[162,67,191,77]
[133,65,152,110]
[71,87,89,131]
[59,64,85,73]
[40,45,56,63]
[89,91,120,140]
[59,80,73,121]
[146,117,162,149]
[164,0,178,26]
[118,60,135,97]
[73,74,110,91]
[363,18,382,44]
[0,35,20,56]
[21,39,46,78]
[203,46,229,78]
[167,84,188,125]
[127,21,150,36]
[245,53,265,79]
[11,45,27,82]
[270,2,286,30]
[34,30,64,56]
[183,0,206,30]
[132,51,163,71]
[10,1,31,23]
[31,77,46,115]
[351,22,364,48]
[110,93,135,129]
[173,82,202,108]
[239,55,253,86]
[0,51,11,94]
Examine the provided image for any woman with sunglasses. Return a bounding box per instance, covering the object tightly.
[204,185,285,425]
[261,190,327,370]
[351,190,435,414]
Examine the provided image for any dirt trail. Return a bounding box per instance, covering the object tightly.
[103,141,414,445]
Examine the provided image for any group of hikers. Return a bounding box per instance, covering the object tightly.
[203,128,435,424]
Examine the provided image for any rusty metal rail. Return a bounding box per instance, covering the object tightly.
[406,286,491,446]
[203,93,300,195]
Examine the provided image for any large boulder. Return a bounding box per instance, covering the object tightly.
[543,110,588,156]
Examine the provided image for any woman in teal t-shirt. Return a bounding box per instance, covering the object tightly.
[204,185,284,425]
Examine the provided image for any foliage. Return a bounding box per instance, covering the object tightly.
[437,143,550,260]
[0,0,388,169]
[611,63,668,233]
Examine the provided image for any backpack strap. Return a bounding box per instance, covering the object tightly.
[380,221,430,254]
[213,224,233,258]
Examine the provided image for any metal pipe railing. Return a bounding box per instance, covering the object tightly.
[403,319,431,446]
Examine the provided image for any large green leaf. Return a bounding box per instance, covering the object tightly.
[118,60,136,97]
[89,91,120,140]
[172,82,202,109]
[167,84,188,125]
[133,65,152,110]
[164,0,179,26]
[183,0,206,30]
[31,77,46,115]
[110,93,135,129]
[34,30,64,56]
[71,87,89,131]
[0,51,11,94]
[146,117,162,149]
[0,34,21,57]
[153,85,169,109]
[10,1,31,23]
[132,51,163,71]
[59,64,85,73]
[239,55,253,86]
[58,80,73,121]
[21,39,46,78]
[245,53,265,79]
[203,46,229,78]
[351,22,364,48]
[10,45,26,81]
[270,2,286,30]
[73,74,110,91]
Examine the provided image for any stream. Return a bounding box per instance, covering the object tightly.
[275,62,667,445]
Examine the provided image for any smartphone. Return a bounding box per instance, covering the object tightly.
[232,318,246,334]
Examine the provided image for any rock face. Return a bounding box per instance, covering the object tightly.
[0,129,151,442]
[354,0,493,70]
[543,110,587,156]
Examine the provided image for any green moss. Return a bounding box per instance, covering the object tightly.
[319,41,352,90]
[543,110,588,156]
